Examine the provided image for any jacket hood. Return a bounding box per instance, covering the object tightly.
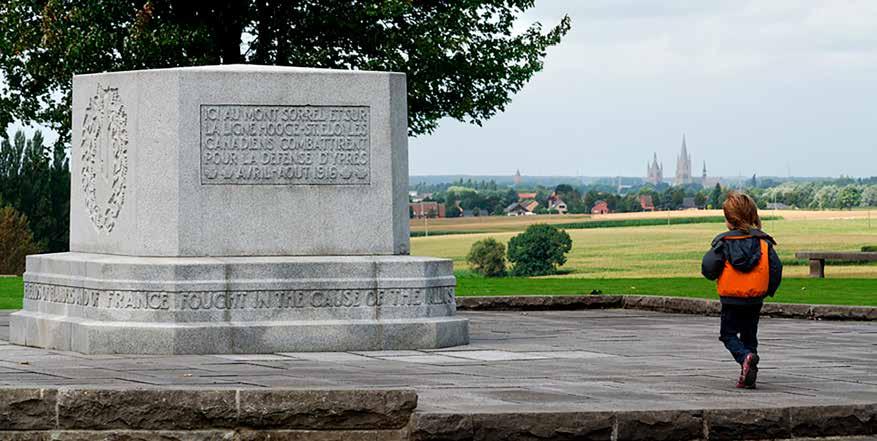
[712,229,775,273]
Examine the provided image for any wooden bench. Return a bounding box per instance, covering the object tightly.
[795,251,877,278]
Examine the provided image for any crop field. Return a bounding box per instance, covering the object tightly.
[410,209,876,234]
[411,211,877,279]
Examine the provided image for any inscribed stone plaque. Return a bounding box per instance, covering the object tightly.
[200,105,370,185]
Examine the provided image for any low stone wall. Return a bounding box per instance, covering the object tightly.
[413,405,877,441]
[1,388,874,440]
[0,387,416,440]
[457,295,877,321]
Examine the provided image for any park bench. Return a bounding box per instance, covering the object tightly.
[795,251,877,278]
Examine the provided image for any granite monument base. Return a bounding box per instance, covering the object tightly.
[10,253,468,354]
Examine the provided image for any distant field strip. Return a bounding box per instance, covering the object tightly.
[411,215,782,237]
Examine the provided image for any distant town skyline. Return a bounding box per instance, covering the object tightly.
[409,2,877,178]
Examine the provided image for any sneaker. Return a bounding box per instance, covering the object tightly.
[738,353,759,389]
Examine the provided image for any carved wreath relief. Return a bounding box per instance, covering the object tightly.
[80,84,129,234]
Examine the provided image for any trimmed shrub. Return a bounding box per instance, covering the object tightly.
[507,224,572,276]
[466,238,507,277]
[862,245,877,252]
[0,206,41,275]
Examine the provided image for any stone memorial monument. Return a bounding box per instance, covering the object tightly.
[10,65,469,354]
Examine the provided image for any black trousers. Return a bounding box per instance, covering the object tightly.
[719,302,763,364]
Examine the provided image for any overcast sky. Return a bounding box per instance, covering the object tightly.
[409,1,877,178]
[6,2,876,178]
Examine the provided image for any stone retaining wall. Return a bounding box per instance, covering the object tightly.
[0,387,415,440]
[457,295,877,321]
[413,405,877,441]
[1,388,874,440]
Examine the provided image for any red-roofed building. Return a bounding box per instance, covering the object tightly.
[639,195,655,211]
[591,200,610,215]
[517,192,537,200]
[410,202,446,218]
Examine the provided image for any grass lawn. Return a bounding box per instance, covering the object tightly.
[0,277,23,310]
[1,273,873,309]
[456,275,877,306]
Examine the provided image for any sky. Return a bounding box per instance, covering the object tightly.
[409,1,877,178]
[6,1,877,178]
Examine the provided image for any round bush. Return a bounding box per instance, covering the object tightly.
[466,238,507,277]
[507,224,572,276]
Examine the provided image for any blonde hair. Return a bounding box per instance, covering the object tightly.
[723,191,761,232]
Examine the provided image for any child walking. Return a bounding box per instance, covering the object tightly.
[702,192,782,389]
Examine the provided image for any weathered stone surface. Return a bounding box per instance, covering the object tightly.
[616,410,703,441]
[762,303,812,319]
[238,389,417,430]
[622,296,721,316]
[0,387,57,430]
[56,389,237,430]
[237,429,407,441]
[12,254,468,354]
[471,412,614,441]
[457,295,622,311]
[811,305,877,321]
[413,413,474,441]
[4,431,236,441]
[705,408,790,441]
[0,432,51,441]
[789,404,876,437]
[69,65,410,258]
[13,65,468,354]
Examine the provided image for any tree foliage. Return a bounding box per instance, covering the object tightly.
[0,130,69,251]
[0,206,41,275]
[507,223,571,276]
[466,237,506,277]
[0,0,571,143]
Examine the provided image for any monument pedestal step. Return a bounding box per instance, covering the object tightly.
[11,252,468,354]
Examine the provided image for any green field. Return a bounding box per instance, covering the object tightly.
[411,214,877,306]
[456,275,877,306]
[0,277,23,310]
[412,217,877,279]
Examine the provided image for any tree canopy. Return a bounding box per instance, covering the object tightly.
[0,0,570,144]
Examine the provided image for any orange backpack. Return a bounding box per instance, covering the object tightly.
[716,236,770,298]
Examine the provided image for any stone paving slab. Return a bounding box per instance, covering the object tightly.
[0,309,874,416]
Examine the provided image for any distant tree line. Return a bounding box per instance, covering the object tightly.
[413,177,877,217]
[0,130,70,256]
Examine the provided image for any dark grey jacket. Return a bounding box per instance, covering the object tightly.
[701,229,783,304]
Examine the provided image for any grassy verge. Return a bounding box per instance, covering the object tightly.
[0,277,23,310]
[456,275,877,306]
[2,274,874,309]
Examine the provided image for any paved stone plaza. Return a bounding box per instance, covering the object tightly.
[1,308,874,414]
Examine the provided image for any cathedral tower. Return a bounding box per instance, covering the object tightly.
[646,153,663,185]
[674,134,692,186]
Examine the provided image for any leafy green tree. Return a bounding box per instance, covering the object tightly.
[694,191,707,208]
[0,130,69,251]
[860,185,877,207]
[0,206,41,275]
[507,224,572,276]
[466,237,506,277]
[0,0,571,142]
[810,185,839,209]
[838,185,862,210]
[710,183,723,208]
